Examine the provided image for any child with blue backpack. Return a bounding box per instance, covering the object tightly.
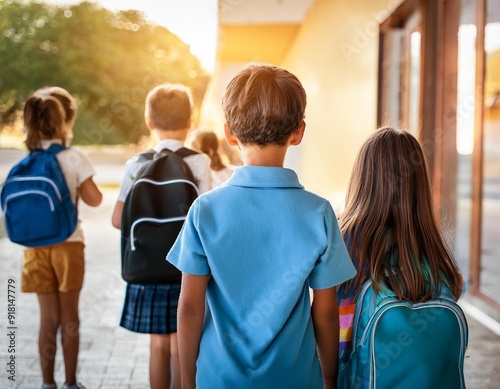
[6,86,102,389]
[337,127,467,388]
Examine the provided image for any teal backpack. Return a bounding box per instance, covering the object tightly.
[338,281,469,389]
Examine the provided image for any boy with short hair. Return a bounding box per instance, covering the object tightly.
[167,63,357,389]
[112,83,212,389]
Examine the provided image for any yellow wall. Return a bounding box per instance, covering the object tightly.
[219,24,301,64]
[201,0,400,206]
[281,0,399,205]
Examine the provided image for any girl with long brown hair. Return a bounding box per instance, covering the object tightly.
[337,126,464,366]
[191,129,233,187]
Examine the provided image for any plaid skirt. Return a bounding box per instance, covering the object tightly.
[119,283,181,334]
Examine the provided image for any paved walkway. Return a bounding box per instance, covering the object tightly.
[0,188,151,388]
[0,149,499,388]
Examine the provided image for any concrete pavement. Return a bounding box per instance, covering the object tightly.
[0,148,499,388]
[0,188,151,388]
[0,147,150,388]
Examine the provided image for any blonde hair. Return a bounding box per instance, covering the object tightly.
[24,86,76,149]
[222,63,306,146]
[340,127,463,302]
[145,83,192,131]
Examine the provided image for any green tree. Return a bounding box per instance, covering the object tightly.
[0,0,210,144]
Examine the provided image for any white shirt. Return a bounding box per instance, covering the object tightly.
[117,139,213,202]
[41,140,96,242]
[211,166,233,188]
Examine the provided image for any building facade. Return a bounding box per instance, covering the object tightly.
[202,0,500,317]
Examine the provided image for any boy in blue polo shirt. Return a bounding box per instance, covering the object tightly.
[167,63,356,389]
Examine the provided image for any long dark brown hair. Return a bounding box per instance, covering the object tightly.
[339,127,463,301]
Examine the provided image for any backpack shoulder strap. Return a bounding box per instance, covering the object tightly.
[153,147,199,161]
[174,147,199,158]
[46,143,66,154]
[30,143,66,156]
[136,148,156,162]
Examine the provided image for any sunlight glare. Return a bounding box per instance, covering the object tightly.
[44,0,218,72]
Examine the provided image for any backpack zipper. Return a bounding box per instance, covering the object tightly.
[352,282,465,348]
[351,281,373,350]
[5,177,62,201]
[128,178,199,250]
[134,178,200,194]
[130,216,187,251]
[4,190,55,213]
[360,296,466,345]
[367,301,467,389]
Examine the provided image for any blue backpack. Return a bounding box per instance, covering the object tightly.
[338,280,469,389]
[1,144,78,247]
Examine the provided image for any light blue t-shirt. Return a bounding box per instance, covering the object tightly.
[167,166,356,389]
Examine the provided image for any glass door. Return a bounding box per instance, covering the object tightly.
[455,0,477,287]
[378,0,421,135]
[478,0,500,303]
[378,0,500,312]
[405,16,421,137]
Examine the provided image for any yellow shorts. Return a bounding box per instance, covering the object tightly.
[22,242,85,294]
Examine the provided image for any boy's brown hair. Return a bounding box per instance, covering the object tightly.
[222,63,306,146]
[145,83,193,131]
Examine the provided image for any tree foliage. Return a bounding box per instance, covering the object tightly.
[0,0,211,144]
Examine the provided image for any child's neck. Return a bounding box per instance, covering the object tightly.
[153,128,188,142]
[239,143,289,167]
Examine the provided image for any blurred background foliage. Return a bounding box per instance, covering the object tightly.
[0,0,210,145]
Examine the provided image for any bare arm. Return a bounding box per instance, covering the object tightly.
[111,200,124,229]
[177,273,209,389]
[312,286,339,389]
[78,177,103,207]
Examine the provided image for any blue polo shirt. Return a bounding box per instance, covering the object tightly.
[167,166,356,389]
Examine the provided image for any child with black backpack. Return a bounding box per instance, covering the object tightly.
[111,83,212,389]
[337,127,467,388]
[1,86,102,389]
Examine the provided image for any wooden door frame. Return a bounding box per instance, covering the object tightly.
[378,0,459,217]
[378,0,500,310]
[470,0,500,309]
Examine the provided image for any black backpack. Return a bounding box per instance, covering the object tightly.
[120,147,200,284]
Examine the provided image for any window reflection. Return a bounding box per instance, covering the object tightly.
[408,31,421,136]
[455,0,476,280]
[480,0,500,302]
